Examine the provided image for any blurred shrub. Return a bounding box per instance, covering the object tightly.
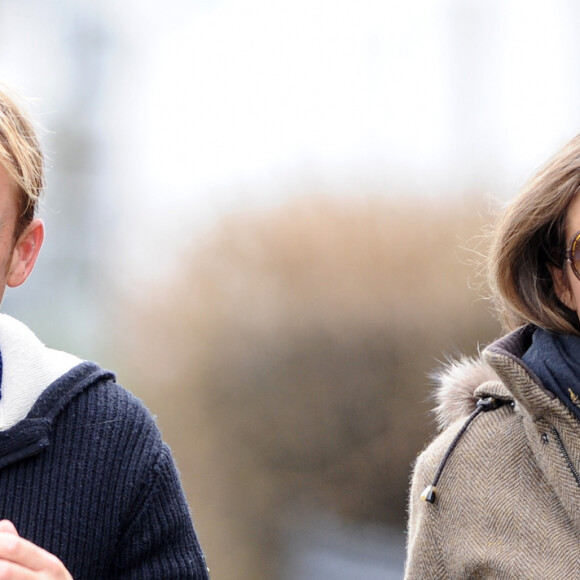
[122,194,499,580]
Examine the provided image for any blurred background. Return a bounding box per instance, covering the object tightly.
[0,0,579,578]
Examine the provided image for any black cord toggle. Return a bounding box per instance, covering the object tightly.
[420,396,511,504]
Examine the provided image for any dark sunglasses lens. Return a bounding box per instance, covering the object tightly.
[573,236,580,276]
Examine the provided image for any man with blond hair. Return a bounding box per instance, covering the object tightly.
[0,88,210,579]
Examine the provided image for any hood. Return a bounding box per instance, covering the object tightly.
[0,314,115,468]
[0,314,83,430]
[0,360,114,470]
[420,354,514,505]
[420,328,537,506]
[431,354,508,430]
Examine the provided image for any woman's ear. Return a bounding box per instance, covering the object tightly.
[549,264,575,310]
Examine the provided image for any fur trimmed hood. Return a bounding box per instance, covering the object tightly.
[431,355,510,430]
[406,327,580,579]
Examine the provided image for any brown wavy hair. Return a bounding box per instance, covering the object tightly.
[489,133,580,335]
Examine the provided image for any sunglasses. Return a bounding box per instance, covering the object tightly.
[565,229,580,281]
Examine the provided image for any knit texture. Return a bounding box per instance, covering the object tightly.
[522,326,580,422]
[405,326,580,579]
[0,313,81,430]
[0,361,209,579]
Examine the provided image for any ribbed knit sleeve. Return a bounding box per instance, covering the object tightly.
[111,444,209,579]
[0,366,210,580]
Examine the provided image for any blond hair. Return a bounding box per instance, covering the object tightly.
[489,134,580,335]
[0,86,43,237]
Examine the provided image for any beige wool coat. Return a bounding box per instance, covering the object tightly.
[405,325,580,579]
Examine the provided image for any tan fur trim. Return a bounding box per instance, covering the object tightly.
[431,356,502,430]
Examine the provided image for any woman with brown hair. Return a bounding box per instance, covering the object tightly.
[405,134,580,579]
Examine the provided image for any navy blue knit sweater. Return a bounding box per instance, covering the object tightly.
[0,360,209,579]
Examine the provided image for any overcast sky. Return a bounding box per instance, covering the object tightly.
[1,0,580,282]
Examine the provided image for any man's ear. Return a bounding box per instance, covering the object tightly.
[7,219,44,288]
[549,263,575,310]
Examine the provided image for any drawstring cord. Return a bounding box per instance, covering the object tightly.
[420,396,511,504]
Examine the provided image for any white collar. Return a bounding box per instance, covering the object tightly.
[0,314,82,430]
